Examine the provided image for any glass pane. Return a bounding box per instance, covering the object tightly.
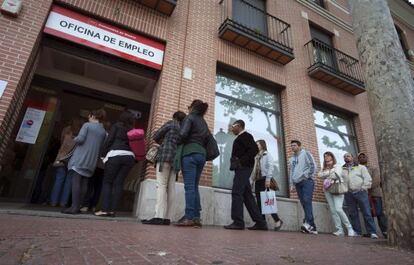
[216,75,278,111]
[213,95,287,196]
[315,127,357,167]
[313,109,353,135]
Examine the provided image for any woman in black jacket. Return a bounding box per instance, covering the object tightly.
[95,111,135,217]
[175,100,209,227]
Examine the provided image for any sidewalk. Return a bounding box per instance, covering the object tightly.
[0,214,413,265]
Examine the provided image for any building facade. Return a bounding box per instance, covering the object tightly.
[0,0,413,232]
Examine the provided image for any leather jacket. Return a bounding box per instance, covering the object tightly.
[179,112,209,146]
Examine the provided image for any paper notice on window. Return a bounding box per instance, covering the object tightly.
[16,107,46,144]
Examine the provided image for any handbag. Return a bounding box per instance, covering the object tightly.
[327,172,348,195]
[269,177,279,191]
[205,133,220,161]
[146,145,159,163]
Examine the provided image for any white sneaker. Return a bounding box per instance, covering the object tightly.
[370,233,379,239]
[333,231,344,236]
[348,228,358,237]
[309,226,318,235]
[301,222,311,233]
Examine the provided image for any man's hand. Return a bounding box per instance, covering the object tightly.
[290,186,296,193]
[265,180,270,188]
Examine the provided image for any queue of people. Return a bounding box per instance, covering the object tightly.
[45,98,387,238]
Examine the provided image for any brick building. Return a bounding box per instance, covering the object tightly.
[0,0,413,231]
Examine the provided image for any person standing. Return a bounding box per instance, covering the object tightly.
[358,152,387,238]
[288,140,317,234]
[142,111,186,225]
[95,112,136,217]
[319,152,357,237]
[62,109,107,215]
[342,153,379,239]
[224,120,267,230]
[174,100,209,227]
[251,140,283,231]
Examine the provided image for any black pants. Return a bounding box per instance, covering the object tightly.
[231,168,266,227]
[255,178,280,222]
[101,156,135,212]
[70,170,89,211]
[82,168,104,209]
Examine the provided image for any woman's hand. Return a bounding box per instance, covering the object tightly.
[265,180,271,188]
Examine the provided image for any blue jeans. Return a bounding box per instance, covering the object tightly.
[49,166,67,205]
[182,153,206,220]
[59,168,73,206]
[372,196,387,235]
[295,178,316,228]
[345,190,377,234]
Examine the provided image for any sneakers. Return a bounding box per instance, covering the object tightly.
[347,228,358,237]
[301,222,318,234]
[333,230,345,237]
[370,233,379,239]
[308,226,318,235]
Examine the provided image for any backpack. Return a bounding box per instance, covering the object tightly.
[127,129,146,161]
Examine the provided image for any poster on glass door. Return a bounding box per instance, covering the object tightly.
[16,107,46,144]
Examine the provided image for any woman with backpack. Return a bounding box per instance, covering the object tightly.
[174,100,210,228]
[62,109,107,215]
[95,111,136,217]
[251,140,283,231]
[141,111,186,225]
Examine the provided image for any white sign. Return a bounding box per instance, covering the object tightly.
[0,80,7,99]
[16,107,46,144]
[44,5,165,70]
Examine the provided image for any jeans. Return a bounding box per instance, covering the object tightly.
[372,196,387,235]
[101,156,135,212]
[295,178,316,228]
[255,178,280,222]
[345,190,377,234]
[69,170,89,211]
[60,168,73,206]
[182,153,206,220]
[50,166,67,205]
[82,168,104,209]
[231,168,266,227]
[324,191,352,233]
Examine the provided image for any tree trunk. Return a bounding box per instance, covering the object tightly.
[349,0,414,250]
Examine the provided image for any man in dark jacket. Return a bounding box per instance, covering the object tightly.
[224,120,267,230]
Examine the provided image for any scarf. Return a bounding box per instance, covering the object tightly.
[251,150,266,181]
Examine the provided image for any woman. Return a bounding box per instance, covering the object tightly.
[251,140,283,231]
[174,100,209,228]
[50,118,83,207]
[95,111,136,217]
[319,151,357,236]
[142,111,186,225]
[62,109,107,215]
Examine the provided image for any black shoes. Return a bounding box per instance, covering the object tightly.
[224,223,245,230]
[247,223,268,231]
[274,220,283,231]
[141,218,171,225]
[61,208,81,215]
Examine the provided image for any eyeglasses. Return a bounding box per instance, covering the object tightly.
[231,124,240,128]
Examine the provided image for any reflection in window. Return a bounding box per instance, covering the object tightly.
[313,108,358,166]
[213,75,287,196]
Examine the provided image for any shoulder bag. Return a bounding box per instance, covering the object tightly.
[327,172,348,195]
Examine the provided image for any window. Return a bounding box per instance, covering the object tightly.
[213,74,287,196]
[310,25,337,69]
[311,0,325,8]
[233,0,267,36]
[395,25,410,60]
[313,107,358,166]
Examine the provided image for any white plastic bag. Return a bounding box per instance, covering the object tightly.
[260,189,277,214]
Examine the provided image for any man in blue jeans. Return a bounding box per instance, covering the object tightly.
[288,140,317,234]
[342,153,379,239]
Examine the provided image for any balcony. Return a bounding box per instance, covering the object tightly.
[218,0,294,65]
[136,0,177,16]
[305,39,365,95]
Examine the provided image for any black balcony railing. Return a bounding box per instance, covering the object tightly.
[305,38,365,94]
[219,0,294,64]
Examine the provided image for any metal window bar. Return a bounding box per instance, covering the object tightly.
[305,38,365,84]
[219,0,293,53]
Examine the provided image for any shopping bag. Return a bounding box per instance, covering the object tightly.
[260,189,277,214]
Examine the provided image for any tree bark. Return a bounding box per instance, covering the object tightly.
[349,0,414,250]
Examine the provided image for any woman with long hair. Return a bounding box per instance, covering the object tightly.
[251,140,283,231]
[174,100,209,228]
[62,109,107,214]
[95,111,136,217]
[320,151,357,236]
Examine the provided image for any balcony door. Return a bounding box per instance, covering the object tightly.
[233,0,267,37]
[310,26,337,70]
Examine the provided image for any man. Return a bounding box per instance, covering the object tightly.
[358,152,387,238]
[288,140,317,234]
[342,153,379,239]
[224,120,267,230]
